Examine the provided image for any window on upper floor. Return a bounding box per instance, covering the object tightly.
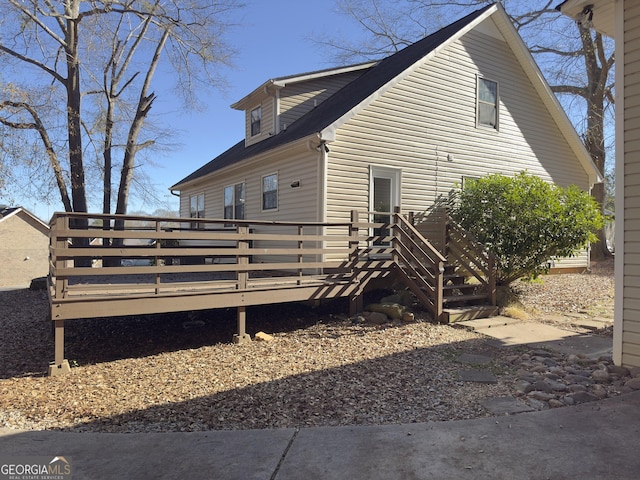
[251,106,261,136]
[262,173,278,211]
[189,193,205,229]
[224,182,245,221]
[477,77,498,129]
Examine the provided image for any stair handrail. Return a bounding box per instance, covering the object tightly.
[392,209,446,321]
[445,214,497,306]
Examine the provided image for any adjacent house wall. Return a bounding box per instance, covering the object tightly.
[0,211,49,287]
[324,21,591,269]
[618,0,640,367]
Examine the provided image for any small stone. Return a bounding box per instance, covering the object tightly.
[565,374,591,385]
[362,311,388,325]
[568,384,587,393]
[562,395,575,406]
[548,399,565,409]
[514,380,533,394]
[527,398,550,410]
[254,331,274,342]
[402,312,415,323]
[567,391,599,404]
[591,370,611,383]
[628,367,640,378]
[590,384,608,399]
[608,365,630,377]
[528,391,556,402]
[533,380,554,393]
[365,303,405,319]
[624,377,640,390]
[567,354,580,364]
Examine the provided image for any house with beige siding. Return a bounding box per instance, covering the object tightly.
[0,206,49,287]
[172,4,600,272]
[558,0,640,368]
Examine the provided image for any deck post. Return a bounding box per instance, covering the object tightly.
[48,319,71,376]
[233,306,251,344]
[349,210,363,316]
[233,224,251,345]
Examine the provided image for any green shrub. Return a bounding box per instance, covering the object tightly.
[451,172,603,285]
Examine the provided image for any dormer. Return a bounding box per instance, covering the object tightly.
[231,62,376,147]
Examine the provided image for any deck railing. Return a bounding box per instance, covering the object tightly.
[46,210,490,375]
[49,212,361,301]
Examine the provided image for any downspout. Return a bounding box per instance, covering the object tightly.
[308,134,329,271]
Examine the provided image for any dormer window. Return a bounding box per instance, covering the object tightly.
[251,106,261,136]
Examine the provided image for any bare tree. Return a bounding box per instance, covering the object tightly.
[324,0,614,259]
[0,0,242,216]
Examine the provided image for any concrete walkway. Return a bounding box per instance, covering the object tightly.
[1,392,639,479]
[2,317,636,479]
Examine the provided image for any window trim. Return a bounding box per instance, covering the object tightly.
[189,192,205,229]
[476,76,499,130]
[261,172,278,212]
[250,106,262,137]
[224,181,246,223]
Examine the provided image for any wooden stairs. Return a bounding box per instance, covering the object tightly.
[441,264,499,323]
[388,210,498,324]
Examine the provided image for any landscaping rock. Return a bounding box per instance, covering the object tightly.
[362,311,388,325]
[625,377,640,390]
[254,331,274,342]
[503,348,633,411]
[365,303,405,320]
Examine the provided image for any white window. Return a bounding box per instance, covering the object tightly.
[262,173,278,211]
[189,193,205,229]
[224,182,245,220]
[477,77,498,129]
[251,106,261,136]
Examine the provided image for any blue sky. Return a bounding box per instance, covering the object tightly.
[15,0,360,221]
[118,0,361,218]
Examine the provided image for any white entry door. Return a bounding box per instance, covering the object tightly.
[370,167,401,246]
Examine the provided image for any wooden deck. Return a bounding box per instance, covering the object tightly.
[47,210,496,375]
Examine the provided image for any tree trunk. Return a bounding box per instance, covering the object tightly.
[65,13,87,214]
[580,25,612,260]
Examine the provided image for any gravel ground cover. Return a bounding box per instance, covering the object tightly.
[0,260,618,432]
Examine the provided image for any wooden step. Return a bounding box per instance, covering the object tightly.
[442,283,478,291]
[442,293,489,304]
[441,305,500,323]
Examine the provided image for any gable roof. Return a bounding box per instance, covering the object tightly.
[172,4,495,189]
[173,2,600,189]
[0,206,49,232]
[230,61,378,111]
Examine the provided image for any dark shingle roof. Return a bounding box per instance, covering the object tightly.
[172,4,494,189]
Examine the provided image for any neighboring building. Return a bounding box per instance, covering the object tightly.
[0,206,50,287]
[172,3,600,270]
[557,0,640,368]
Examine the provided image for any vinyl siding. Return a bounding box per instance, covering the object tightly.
[279,71,366,130]
[622,1,640,367]
[179,142,322,264]
[326,22,590,268]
